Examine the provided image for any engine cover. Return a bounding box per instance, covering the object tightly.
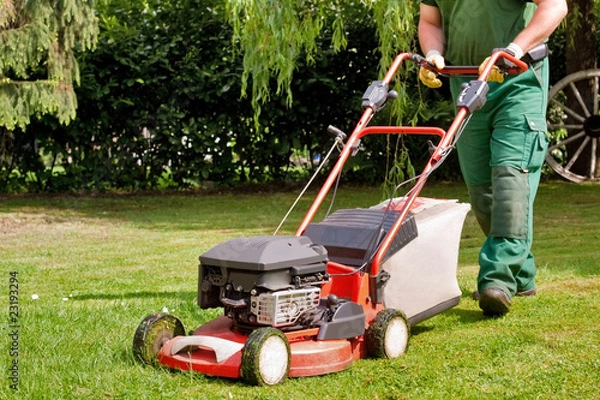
[198,235,328,332]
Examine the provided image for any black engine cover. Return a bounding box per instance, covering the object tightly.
[198,235,328,309]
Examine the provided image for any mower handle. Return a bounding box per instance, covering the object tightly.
[411,50,529,79]
[295,51,528,283]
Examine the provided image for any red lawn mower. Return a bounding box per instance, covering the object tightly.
[133,51,528,385]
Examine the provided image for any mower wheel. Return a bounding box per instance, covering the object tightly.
[133,313,185,364]
[366,309,410,359]
[241,327,291,386]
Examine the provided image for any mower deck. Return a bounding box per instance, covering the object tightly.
[157,316,359,379]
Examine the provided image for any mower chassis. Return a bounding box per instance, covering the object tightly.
[157,316,362,379]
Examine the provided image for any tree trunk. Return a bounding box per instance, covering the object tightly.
[566,0,597,74]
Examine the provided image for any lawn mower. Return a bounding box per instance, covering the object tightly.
[133,51,528,385]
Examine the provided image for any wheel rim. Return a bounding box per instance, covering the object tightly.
[384,317,409,358]
[258,335,289,385]
[546,69,600,182]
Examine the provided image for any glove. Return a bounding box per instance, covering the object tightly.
[419,50,445,88]
[479,43,524,84]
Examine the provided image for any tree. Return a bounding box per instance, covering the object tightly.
[0,0,98,130]
[0,0,98,190]
[4,1,597,192]
[225,0,418,123]
[224,0,428,192]
[229,0,600,184]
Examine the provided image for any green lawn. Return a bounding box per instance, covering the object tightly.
[1,181,599,399]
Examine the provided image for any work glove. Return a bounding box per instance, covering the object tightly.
[479,43,524,83]
[419,50,445,88]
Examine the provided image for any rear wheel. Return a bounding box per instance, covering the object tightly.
[366,309,410,359]
[241,327,290,386]
[133,313,185,364]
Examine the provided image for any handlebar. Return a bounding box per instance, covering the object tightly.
[411,50,529,79]
[295,50,530,277]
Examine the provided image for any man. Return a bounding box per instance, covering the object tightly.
[418,0,568,316]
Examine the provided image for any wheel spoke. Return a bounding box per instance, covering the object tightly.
[548,123,583,131]
[590,138,598,178]
[548,130,586,151]
[550,98,586,123]
[565,136,590,170]
[569,81,592,118]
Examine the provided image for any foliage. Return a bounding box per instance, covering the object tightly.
[4,0,432,192]
[225,0,418,123]
[0,0,98,129]
[4,0,248,191]
[0,0,98,191]
[1,1,597,192]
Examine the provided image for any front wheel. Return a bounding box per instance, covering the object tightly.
[366,309,410,359]
[133,313,185,364]
[241,327,291,386]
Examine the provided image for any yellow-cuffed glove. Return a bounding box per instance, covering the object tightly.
[478,57,505,83]
[479,43,524,84]
[419,50,445,88]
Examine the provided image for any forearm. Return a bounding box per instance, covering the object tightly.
[418,4,445,55]
[512,0,568,53]
[419,22,445,55]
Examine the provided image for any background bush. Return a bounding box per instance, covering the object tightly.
[0,0,596,192]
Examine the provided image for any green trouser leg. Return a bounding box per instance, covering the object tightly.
[475,166,540,297]
[453,59,549,298]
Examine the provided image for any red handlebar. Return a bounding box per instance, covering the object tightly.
[415,50,529,79]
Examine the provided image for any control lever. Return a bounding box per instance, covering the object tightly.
[327,125,347,141]
[327,125,361,156]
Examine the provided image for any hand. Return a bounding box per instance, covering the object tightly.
[479,43,524,84]
[419,50,445,88]
[478,57,506,83]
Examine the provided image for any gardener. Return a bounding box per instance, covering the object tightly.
[418,0,568,316]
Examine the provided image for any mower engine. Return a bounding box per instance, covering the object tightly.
[198,235,330,333]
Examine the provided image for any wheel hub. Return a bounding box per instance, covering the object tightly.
[583,114,600,138]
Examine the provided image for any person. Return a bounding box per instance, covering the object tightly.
[418,0,568,316]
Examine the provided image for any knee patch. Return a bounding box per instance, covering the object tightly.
[490,166,529,239]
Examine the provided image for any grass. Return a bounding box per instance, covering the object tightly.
[1,181,599,399]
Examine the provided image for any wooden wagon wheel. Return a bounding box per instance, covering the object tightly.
[546,69,600,182]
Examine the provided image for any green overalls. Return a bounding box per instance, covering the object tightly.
[420,0,549,297]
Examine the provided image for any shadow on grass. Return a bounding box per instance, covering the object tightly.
[118,343,244,388]
[410,308,484,337]
[0,187,316,233]
[410,325,435,336]
[0,184,461,232]
[72,291,197,301]
[445,307,486,323]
